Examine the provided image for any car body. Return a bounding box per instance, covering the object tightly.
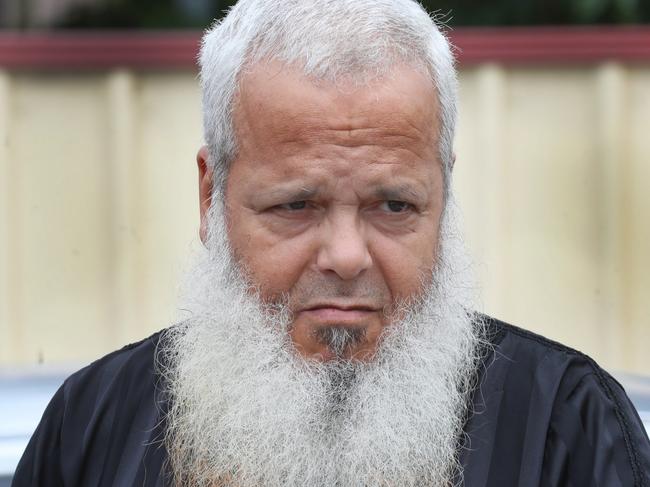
[0,369,69,486]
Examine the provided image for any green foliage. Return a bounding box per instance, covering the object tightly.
[58,0,238,29]
[55,0,650,29]
[418,0,650,25]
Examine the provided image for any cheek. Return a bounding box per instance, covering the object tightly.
[250,248,311,300]
[370,226,439,299]
[229,219,316,300]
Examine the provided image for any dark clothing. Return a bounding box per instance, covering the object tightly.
[13,317,650,486]
[459,322,650,487]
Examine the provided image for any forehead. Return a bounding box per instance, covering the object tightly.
[233,61,439,156]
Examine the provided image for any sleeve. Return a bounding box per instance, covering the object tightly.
[11,385,66,487]
[540,369,650,487]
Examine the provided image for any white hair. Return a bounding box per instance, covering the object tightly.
[199,0,458,196]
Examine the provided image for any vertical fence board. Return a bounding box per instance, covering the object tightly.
[0,55,648,373]
[0,70,17,362]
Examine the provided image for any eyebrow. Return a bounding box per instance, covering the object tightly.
[264,185,319,201]
[372,184,426,203]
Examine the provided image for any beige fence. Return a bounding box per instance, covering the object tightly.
[1,32,649,373]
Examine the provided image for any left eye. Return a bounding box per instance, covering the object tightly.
[279,201,307,210]
[381,200,412,213]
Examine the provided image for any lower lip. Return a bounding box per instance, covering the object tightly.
[301,307,375,323]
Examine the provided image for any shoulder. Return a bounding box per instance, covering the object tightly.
[13,329,172,485]
[55,328,172,440]
[481,315,622,393]
[61,328,166,402]
[482,315,638,424]
[484,314,596,364]
[57,328,170,427]
[476,316,650,486]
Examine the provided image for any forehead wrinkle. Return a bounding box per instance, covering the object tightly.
[275,129,434,164]
[288,106,430,137]
[321,126,425,148]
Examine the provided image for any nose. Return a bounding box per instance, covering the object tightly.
[316,210,372,280]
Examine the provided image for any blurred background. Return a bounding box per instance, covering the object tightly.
[2,0,650,28]
[0,0,649,375]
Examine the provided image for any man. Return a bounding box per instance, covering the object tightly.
[13,0,650,486]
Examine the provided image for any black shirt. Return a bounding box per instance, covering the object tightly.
[12,317,650,486]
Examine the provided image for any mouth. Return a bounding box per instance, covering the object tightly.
[290,302,383,361]
[300,303,378,325]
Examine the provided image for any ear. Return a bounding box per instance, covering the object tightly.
[197,146,213,244]
[450,153,457,172]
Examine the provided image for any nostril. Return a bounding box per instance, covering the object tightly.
[316,241,372,280]
[315,214,372,279]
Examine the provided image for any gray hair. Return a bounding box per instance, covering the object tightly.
[199,0,458,197]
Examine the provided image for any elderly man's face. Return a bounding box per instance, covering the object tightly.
[200,62,444,361]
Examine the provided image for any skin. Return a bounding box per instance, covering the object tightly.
[198,61,444,361]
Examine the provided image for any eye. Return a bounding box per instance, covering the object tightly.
[381,200,413,213]
[279,201,307,211]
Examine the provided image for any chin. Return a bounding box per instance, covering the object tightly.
[292,323,384,362]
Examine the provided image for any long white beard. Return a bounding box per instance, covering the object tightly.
[160,198,486,487]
